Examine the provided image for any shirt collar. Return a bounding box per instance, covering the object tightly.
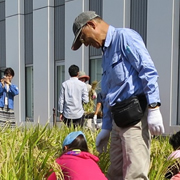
[70,77,78,80]
[104,25,115,48]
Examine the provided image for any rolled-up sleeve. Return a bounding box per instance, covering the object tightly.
[58,85,65,113]
[82,84,89,104]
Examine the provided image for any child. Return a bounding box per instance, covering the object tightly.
[47,131,107,180]
[165,131,180,179]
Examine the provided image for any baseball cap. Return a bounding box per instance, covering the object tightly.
[71,11,99,50]
[62,131,86,149]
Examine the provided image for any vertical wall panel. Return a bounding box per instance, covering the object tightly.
[0,1,5,21]
[54,1,65,61]
[55,0,64,6]
[24,0,33,14]
[177,2,180,125]
[0,1,5,68]
[24,0,33,65]
[130,0,147,44]
[89,0,103,57]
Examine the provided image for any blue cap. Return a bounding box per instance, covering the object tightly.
[62,131,86,149]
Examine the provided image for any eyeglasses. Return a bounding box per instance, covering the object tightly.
[79,25,87,44]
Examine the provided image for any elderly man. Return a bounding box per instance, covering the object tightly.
[71,11,164,180]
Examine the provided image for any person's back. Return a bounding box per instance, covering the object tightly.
[59,65,89,127]
[62,77,88,119]
[54,150,106,180]
[47,131,107,180]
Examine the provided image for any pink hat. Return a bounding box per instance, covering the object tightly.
[78,71,90,82]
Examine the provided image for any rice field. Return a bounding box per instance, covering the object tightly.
[0,122,177,180]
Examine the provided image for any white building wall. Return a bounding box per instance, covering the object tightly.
[5,0,25,124]
[3,0,180,134]
[147,0,179,134]
[65,0,89,81]
[103,0,130,28]
[33,0,54,125]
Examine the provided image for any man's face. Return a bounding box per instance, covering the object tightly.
[79,22,102,49]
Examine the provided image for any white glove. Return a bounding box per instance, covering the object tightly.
[147,107,164,135]
[96,129,110,153]
[93,115,97,125]
[96,122,102,129]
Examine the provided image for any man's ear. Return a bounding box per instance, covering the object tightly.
[64,146,68,150]
[87,21,96,29]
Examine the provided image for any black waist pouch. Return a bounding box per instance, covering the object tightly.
[111,95,147,128]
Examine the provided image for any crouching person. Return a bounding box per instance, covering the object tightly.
[47,131,107,180]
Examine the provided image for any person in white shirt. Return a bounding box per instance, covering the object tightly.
[58,65,89,128]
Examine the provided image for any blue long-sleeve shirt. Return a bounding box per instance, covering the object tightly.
[0,83,19,109]
[101,26,160,130]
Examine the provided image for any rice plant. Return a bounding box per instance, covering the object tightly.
[0,123,178,180]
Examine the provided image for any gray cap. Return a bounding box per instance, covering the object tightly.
[71,11,99,51]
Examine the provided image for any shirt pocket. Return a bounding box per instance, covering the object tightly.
[108,52,127,86]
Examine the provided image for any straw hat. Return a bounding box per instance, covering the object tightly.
[78,71,90,82]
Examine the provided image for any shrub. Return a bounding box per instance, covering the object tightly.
[0,123,177,180]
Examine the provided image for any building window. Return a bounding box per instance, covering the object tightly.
[54,0,65,61]
[89,0,103,93]
[89,0,103,57]
[55,63,65,117]
[0,0,6,68]
[90,58,102,92]
[24,0,33,122]
[130,0,147,44]
[24,0,33,65]
[54,0,65,118]
[25,66,34,121]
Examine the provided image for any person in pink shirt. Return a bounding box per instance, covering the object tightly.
[165,131,180,179]
[47,131,107,180]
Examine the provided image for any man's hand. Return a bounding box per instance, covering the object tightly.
[59,114,63,121]
[3,76,11,85]
[0,78,4,87]
[147,107,164,135]
[96,129,110,153]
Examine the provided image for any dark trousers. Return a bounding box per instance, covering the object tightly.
[63,115,84,128]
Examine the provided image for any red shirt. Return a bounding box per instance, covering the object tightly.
[47,150,107,180]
